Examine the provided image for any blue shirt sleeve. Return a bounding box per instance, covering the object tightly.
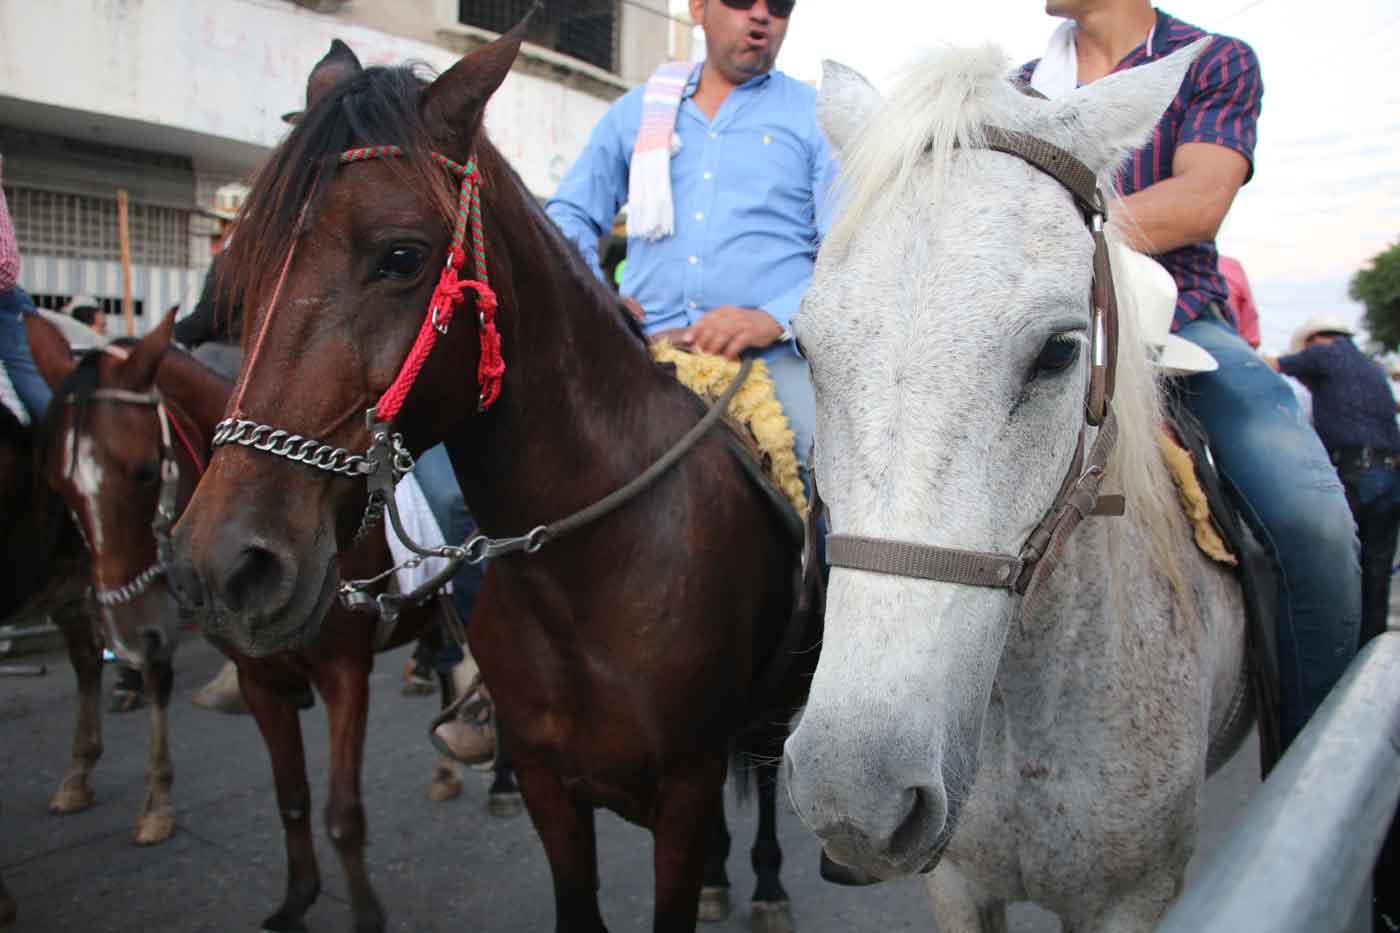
[1277,343,1331,380]
[1180,37,1263,183]
[544,91,640,282]
[758,116,839,334]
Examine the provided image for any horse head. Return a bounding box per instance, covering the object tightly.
[37,310,192,667]
[170,28,528,657]
[783,40,1207,879]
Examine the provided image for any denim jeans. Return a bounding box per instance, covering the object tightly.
[1178,317,1361,746]
[764,347,816,469]
[0,287,52,421]
[412,443,483,623]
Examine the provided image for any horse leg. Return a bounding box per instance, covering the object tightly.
[923,862,1006,933]
[317,654,386,933]
[514,758,607,932]
[0,868,13,930]
[749,760,793,933]
[49,605,102,815]
[488,725,523,818]
[698,800,732,922]
[653,764,726,933]
[133,658,176,845]
[426,661,463,803]
[243,661,320,933]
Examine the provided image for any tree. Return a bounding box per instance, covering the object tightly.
[1351,240,1400,351]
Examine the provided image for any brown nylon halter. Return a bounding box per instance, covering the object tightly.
[824,127,1124,615]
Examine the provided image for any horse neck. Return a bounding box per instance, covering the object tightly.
[153,349,233,448]
[449,155,688,535]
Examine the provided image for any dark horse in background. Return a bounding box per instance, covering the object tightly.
[1,314,174,930]
[170,25,822,933]
[34,310,518,933]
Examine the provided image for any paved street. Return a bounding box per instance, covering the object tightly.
[0,629,1276,933]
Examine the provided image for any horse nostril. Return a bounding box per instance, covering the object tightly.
[221,545,290,614]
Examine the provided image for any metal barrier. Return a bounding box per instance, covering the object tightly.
[1159,630,1400,933]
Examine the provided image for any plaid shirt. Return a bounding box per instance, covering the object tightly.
[0,184,17,293]
[1019,9,1263,332]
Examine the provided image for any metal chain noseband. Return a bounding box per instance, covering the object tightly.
[826,126,1124,614]
[211,418,377,478]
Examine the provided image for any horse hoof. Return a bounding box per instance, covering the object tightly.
[134,811,176,846]
[697,885,732,922]
[750,899,794,933]
[487,791,523,819]
[261,912,309,933]
[426,768,463,803]
[49,781,95,815]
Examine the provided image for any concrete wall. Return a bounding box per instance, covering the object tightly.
[0,0,617,195]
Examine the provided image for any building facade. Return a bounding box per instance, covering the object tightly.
[0,0,683,334]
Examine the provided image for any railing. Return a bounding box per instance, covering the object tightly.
[1159,630,1400,933]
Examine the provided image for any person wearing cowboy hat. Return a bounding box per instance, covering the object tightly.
[1266,315,1400,650]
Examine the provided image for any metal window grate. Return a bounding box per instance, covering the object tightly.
[2,186,190,267]
[460,0,620,73]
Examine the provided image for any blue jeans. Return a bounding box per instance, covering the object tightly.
[0,287,52,421]
[1179,317,1361,746]
[764,348,816,469]
[412,443,483,623]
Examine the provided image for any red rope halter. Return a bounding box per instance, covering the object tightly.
[340,147,502,419]
[229,146,502,426]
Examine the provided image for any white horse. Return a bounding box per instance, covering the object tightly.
[784,42,1256,931]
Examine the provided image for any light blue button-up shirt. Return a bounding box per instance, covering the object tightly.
[546,65,836,361]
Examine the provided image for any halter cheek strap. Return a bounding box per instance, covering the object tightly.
[338,147,503,417]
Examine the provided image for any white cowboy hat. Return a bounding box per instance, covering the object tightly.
[1288,314,1356,354]
[58,293,100,316]
[1111,240,1218,375]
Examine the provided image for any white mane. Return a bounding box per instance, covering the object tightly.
[826,44,1193,614]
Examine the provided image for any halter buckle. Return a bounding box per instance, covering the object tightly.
[430,303,450,335]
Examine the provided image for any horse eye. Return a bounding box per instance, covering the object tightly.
[132,462,161,489]
[1033,334,1081,375]
[377,246,426,280]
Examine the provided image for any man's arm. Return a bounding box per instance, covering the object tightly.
[1268,344,1328,379]
[1111,37,1262,255]
[544,97,635,282]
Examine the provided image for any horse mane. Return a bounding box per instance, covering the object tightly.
[832,45,1193,615]
[221,64,457,324]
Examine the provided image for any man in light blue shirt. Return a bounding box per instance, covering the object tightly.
[546,0,834,464]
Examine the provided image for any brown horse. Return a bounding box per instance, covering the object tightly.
[37,312,514,933]
[170,27,820,933]
[1,314,180,848]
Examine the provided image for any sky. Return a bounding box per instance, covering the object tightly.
[677,0,1400,352]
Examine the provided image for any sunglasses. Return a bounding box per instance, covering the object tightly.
[718,0,795,18]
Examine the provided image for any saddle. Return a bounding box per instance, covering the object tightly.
[650,341,806,542]
[1163,386,1282,776]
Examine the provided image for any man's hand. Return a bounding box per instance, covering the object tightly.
[621,296,646,322]
[683,305,783,360]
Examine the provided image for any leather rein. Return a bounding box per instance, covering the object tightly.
[824,128,1124,612]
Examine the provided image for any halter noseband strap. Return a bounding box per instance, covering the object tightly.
[825,127,1123,614]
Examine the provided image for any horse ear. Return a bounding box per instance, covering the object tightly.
[818,61,881,159]
[116,307,176,389]
[420,14,531,146]
[307,40,364,110]
[1046,38,1211,178]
